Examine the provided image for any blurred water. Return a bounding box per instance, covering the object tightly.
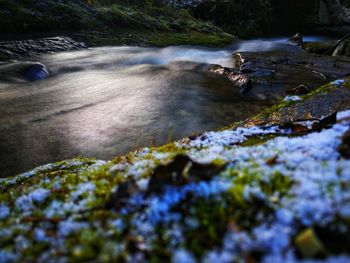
[0,37,325,176]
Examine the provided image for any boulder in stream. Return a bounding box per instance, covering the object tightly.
[0,61,49,82]
[208,65,253,94]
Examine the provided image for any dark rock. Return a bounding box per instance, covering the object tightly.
[279,123,311,134]
[208,65,253,94]
[0,61,49,82]
[289,33,303,45]
[311,112,337,131]
[332,39,350,57]
[0,36,86,60]
[278,112,337,135]
[286,84,310,96]
[301,40,337,55]
[339,129,350,158]
[21,63,49,81]
[245,79,350,127]
[232,51,350,100]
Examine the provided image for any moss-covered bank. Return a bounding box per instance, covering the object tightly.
[0,0,235,47]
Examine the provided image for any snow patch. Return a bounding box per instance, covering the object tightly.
[331,79,345,86]
[0,204,10,220]
[283,95,302,102]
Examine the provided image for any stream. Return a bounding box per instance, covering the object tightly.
[0,36,329,176]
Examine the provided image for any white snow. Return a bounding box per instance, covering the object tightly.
[331,79,345,86]
[172,249,196,263]
[0,250,17,263]
[337,109,350,120]
[58,221,89,237]
[187,125,281,148]
[0,204,10,220]
[283,95,303,102]
[71,182,96,201]
[29,188,50,204]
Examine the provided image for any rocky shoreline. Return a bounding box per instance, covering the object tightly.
[0,36,86,60]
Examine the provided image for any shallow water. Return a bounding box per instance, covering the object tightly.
[0,37,324,176]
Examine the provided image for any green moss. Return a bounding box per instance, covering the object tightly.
[150,142,185,155]
[302,78,350,99]
[251,98,298,121]
[147,32,235,47]
[301,41,334,55]
[0,158,95,193]
[240,134,277,147]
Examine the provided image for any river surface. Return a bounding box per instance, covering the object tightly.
[0,37,327,176]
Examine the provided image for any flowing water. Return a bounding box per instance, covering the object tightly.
[0,37,326,176]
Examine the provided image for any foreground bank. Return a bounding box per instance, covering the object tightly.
[1,77,350,262]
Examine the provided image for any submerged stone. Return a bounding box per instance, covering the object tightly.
[22,63,49,81]
[0,61,49,82]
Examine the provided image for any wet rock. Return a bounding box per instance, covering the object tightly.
[289,33,303,45]
[0,36,86,60]
[0,61,49,82]
[301,40,337,55]
[22,63,49,81]
[311,112,337,131]
[244,77,350,127]
[273,87,350,124]
[277,112,337,135]
[232,51,350,100]
[338,128,350,158]
[208,65,253,94]
[286,84,310,96]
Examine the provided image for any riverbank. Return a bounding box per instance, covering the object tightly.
[0,31,235,61]
[1,77,350,262]
[0,0,235,61]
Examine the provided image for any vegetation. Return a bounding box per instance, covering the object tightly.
[0,0,235,46]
